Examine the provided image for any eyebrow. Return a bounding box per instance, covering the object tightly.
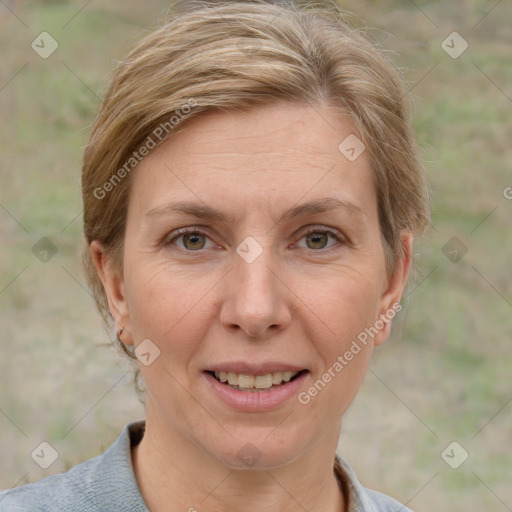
[145,197,364,225]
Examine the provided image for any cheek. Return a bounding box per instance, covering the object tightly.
[123,260,215,406]
[123,256,221,356]
[302,263,383,345]
[298,277,378,419]
[321,285,378,375]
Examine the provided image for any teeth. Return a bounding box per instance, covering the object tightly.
[272,372,283,385]
[282,371,295,382]
[213,370,299,389]
[238,374,254,388]
[255,374,273,389]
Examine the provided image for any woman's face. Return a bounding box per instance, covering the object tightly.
[97,101,410,469]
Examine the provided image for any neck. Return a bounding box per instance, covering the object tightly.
[132,419,345,512]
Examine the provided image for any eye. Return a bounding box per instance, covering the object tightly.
[165,226,345,253]
[165,228,217,251]
[296,228,344,251]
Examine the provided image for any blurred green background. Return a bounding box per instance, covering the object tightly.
[0,1,511,511]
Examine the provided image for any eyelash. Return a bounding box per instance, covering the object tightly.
[165,226,345,253]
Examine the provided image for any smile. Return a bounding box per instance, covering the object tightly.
[203,368,309,412]
[209,370,303,391]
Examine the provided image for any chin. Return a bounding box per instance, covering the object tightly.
[205,428,310,471]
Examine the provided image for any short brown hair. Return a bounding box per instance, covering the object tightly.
[82,0,430,338]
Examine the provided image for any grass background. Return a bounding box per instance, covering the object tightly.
[1,1,511,510]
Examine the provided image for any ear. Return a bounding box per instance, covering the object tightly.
[373,233,413,347]
[89,240,134,345]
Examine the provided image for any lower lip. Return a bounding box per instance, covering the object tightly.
[204,371,308,412]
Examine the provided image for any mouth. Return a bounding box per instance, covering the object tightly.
[205,369,308,392]
[203,366,310,411]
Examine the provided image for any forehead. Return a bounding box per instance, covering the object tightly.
[129,101,377,223]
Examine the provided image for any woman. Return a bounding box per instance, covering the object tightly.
[1,0,430,510]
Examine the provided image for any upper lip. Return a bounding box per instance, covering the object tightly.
[205,362,308,375]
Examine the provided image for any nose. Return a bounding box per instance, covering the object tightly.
[219,244,292,339]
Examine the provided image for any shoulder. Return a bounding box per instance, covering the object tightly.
[0,421,148,512]
[361,487,413,511]
[0,456,101,512]
[335,456,413,512]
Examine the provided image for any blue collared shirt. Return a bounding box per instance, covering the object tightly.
[0,421,413,511]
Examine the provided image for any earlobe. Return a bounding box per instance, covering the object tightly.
[89,241,133,345]
[373,233,413,347]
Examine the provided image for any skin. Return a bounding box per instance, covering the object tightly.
[91,101,412,512]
